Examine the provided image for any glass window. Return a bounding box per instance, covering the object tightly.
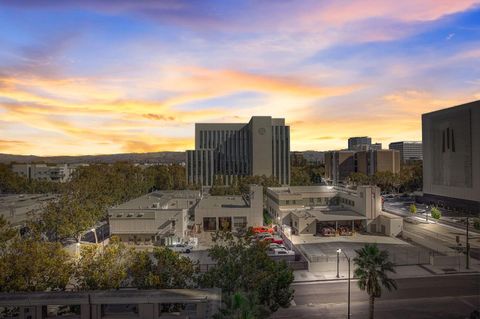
[203,217,217,231]
[218,217,232,231]
[233,216,247,229]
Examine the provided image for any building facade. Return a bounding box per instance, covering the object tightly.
[186,116,290,186]
[348,136,372,151]
[266,185,402,237]
[389,141,423,162]
[422,100,480,213]
[108,190,200,245]
[11,163,88,182]
[325,149,400,183]
[194,185,263,233]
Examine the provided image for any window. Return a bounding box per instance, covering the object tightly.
[286,200,290,205]
[233,216,247,229]
[218,217,232,231]
[203,217,217,231]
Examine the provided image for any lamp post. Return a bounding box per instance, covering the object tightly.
[466,216,470,270]
[425,205,429,223]
[337,248,351,319]
[336,248,340,278]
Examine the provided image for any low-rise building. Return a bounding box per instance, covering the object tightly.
[11,163,88,182]
[108,190,200,245]
[0,194,56,226]
[266,185,402,237]
[194,185,263,233]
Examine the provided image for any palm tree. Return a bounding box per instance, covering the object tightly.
[353,243,397,319]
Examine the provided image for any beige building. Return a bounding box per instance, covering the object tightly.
[422,100,480,213]
[325,149,400,183]
[0,194,56,227]
[194,185,263,233]
[108,190,200,245]
[0,289,221,319]
[266,185,402,237]
[11,163,88,183]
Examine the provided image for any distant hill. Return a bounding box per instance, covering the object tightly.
[0,152,186,164]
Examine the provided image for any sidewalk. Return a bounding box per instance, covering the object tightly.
[293,264,480,282]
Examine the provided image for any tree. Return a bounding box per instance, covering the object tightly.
[290,167,311,186]
[409,204,417,214]
[215,291,268,319]
[354,243,397,319]
[473,218,480,231]
[0,216,17,251]
[347,172,370,187]
[129,248,198,289]
[0,238,72,292]
[199,232,294,318]
[75,237,132,290]
[430,207,441,220]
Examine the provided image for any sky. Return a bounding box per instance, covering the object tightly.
[1,0,480,156]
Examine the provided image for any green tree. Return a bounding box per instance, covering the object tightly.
[430,207,441,220]
[354,243,397,319]
[130,248,198,289]
[75,237,132,290]
[348,172,370,187]
[0,216,17,251]
[290,167,311,186]
[0,238,72,292]
[199,232,294,318]
[215,291,268,319]
[409,204,417,214]
[473,218,480,231]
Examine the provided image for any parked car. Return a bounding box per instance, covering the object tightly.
[267,248,295,256]
[167,243,193,253]
[259,234,284,244]
[250,226,274,234]
[269,243,287,250]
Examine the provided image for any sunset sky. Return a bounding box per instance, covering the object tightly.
[1,1,480,156]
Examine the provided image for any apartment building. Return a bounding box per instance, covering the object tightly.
[325,149,400,183]
[108,190,200,245]
[422,100,480,213]
[266,185,402,237]
[186,116,290,186]
[11,163,88,182]
[389,141,423,162]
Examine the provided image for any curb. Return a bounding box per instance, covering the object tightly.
[292,271,480,284]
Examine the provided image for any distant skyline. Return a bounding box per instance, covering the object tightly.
[1,0,480,156]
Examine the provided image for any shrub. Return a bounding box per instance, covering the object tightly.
[409,204,417,214]
[430,207,441,220]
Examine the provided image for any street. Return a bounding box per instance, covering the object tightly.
[273,274,480,318]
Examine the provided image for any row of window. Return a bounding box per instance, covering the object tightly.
[203,216,247,232]
[271,197,341,206]
[340,197,355,206]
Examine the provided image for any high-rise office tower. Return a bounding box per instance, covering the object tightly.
[389,141,423,163]
[422,100,480,212]
[348,136,372,151]
[186,116,290,186]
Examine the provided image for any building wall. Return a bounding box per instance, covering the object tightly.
[194,185,264,232]
[422,100,480,211]
[389,141,423,162]
[186,116,290,186]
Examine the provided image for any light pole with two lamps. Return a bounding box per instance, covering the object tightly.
[337,248,351,319]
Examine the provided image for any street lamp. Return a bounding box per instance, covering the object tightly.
[337,248,351,319]
[336,248,341,278]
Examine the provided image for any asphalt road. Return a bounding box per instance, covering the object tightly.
[273,274,480,319]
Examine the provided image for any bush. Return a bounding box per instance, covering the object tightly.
[430,207,441,220]
[473,218,480,231]
[409,204,417,214]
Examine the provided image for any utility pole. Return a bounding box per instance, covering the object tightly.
[466,216,470,270]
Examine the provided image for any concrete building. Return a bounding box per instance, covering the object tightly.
[0,289,221,319]
[11,163,88,183]
[0,194,56,227]
[371,143,382,150]
[266,185,402,237]
[194,185,263,233]
[325,149,400,183]
[422,100,480,213]
[108,190,200,245]
[389,141,423,163]
[186,116,290,186]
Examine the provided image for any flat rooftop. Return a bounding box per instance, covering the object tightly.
[197,195,248,209]
[292,208,367,221]
[0,194,57,224]
[111,190,200,211]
